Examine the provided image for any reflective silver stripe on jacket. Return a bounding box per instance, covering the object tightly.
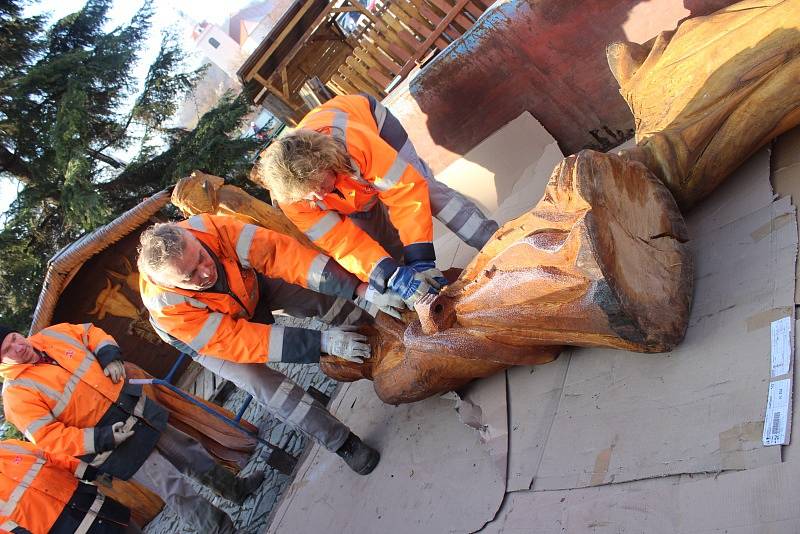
[186,215,207,232]
[0,520,19,531]
[304,212,341,242]
[287,393,315,426]
[306,254,330,292]
[267,326,285,362]
[328,111,368,185]
[236,224,258,268]
[373,155,407,192]
[266,379,295,411]
[94,340,118,352]
[187,312,225,352]
[0,457,44,516]
[372,100,388,131]
[142,290,208,313]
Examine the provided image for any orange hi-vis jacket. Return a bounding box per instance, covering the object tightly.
[1,323,168,481]
[0,440,127,534]
[281,94,437,291]
[139,213,361,364]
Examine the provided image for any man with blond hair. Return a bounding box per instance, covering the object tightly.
[137,213,381,475]
[254,94,498,311]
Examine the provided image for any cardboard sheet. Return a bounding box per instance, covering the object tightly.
[266,380,507,534]
[531,196,795,490]
[432,113,562,270]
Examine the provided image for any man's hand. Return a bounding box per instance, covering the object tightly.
[321,326,371,363]
[355,283,405,319]
[408,260,448,290]
[387,266,438,309]
[111,421,135,447]
[103,360,126,384]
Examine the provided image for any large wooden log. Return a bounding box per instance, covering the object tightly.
[321,150,693,403]
[608,0,800,208]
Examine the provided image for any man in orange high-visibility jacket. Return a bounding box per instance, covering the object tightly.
[0,439,139,534]
[137,213,380,475]
[0,323,263,533]
[254,94,499,309]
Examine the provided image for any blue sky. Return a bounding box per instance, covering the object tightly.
[0,0,253,219]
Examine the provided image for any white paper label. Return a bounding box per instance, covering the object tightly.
[763,378,792,446]
[770,316,792,377]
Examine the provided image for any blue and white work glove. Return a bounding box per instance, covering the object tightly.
[354,283,405,319]
[387,265,438,309]
[407,260,448,290]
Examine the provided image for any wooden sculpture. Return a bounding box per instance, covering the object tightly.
[172,1,800,404]
[608,0,800,208]
[320,151,692,403]
[172,170,318,249]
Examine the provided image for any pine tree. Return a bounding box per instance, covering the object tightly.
[0,0,260,330]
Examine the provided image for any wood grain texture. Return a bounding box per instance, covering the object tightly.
[322,150,693,404]
[609,0,800,208]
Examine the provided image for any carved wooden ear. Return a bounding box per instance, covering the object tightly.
[416,293,457,335]
[606,41,650,87]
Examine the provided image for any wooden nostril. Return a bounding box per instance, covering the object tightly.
[433,304,443,314]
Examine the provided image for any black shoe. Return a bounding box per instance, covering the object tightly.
[199,465,265,505]
[335,432,380,475]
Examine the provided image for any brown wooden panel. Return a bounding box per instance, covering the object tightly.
[353,46,398,78]
[52,224,187,380]
[345,55,392,89]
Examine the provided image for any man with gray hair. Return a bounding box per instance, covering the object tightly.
[138,213,386,475]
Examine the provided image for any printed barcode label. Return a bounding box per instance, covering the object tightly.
[763,378,791,446]
[771,412,782,436]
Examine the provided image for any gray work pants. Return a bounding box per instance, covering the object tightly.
[194,353,350,452]
[131,425,235,534]
[400,133,499,251]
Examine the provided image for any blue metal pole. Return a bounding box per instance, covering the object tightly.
[234,395,254,423]
[163,353,188,384]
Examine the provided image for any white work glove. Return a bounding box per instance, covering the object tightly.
[103,360,126,384]
[354,283,405,319]
[320,326,371,364]
[111,421,135,447]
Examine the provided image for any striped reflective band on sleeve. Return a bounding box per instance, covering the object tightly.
[1,520,19,531]
[304,211,341,242]
[372,100,387,131]
[456,212,486,242]
[186,215,207,232]
[83,428,96,454]
[186,312,224,352]
[74,460,88,479]
[94,340,118,352]
[0,457,44,516]
[305,254,330,292]
[373,156,407,192]
[434,196,465,224]
[236,224,258,268]
[267,325,285,363]
[142,291,208,313]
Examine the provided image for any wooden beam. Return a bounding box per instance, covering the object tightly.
[245,0,318,80]
[398,0,471,79]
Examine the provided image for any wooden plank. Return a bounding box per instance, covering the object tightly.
[339,63,382,96]
[245,0,319,80]
[388,2,429,40]
[376,10,421,53]
[406,0,450,49]
[332,71,361,95]
[398,0,471,78]
[463,0,484,20]
[345,54,392,89]
[353,46,397,77]
[363,28,409,66]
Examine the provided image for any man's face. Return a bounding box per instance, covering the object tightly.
[303,170,337,202]
[0,333,39,365]
[157,231,218,291]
